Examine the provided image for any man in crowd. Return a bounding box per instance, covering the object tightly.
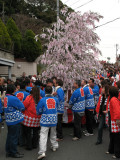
[82,80,95,136]
[54,79,65,141]
[4,84,25,158]
[89,78,99,106]
[69,80,85,140]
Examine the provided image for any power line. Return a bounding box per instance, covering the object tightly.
[70,0,81,6]
[95,17,120,28]
[74,0,94,10]
[64,0,71,3]
[116,44,119,60]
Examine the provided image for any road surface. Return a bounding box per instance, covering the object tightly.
[0,123,115,160]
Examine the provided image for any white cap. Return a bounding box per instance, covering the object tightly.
[31,77,36,81]
[111,76,114,79]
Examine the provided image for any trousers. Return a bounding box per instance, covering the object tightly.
[108,132,120,158]
[73,112,82,138]
[85,110,94,134]
[57,114,63,139]
[97,114,105,143]
[38,126,58,155]
[6,123,20,154]
[23,125,40,149]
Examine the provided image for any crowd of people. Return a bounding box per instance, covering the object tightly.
[0,71,120,160]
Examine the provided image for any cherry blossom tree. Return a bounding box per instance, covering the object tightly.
[37,8,104,88]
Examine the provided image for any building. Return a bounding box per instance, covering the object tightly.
[12,58,37,79]
[0,48,15,79]
[0,49,37,80]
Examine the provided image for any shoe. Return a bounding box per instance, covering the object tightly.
[51,146,58,152]
[105,151,110,154]
[6,152,24,158]
[56,138,63,142]
[33,146,38,149]
[95,142,102,145]
[16,152,24,156]
[52,148,58,152]
[6,153,12,157]
[83,130,88,134]
[37,153,46,160]
[72,137,80,141]
[112,155,117,159]
[7,153,24,158]
[70,133,73,136]
[52,148,57,152]
[26,147,32,150]
[84,133,94,136]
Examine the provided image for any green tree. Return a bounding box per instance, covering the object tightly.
[21,30,42,62]
[0,18,12,50]
[6,18,22,58]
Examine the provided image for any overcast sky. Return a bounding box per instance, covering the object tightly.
[61,0,120,63]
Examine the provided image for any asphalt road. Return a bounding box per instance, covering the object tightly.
[0,123,117,160]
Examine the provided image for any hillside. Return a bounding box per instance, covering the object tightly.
[0,0,73,34]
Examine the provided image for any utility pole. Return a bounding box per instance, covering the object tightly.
[2,2,5,23]
[57,0,59,39]
[116,44,119,61]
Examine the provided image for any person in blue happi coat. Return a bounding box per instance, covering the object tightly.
[53,79,65,141]
[36,86,59,160]
[89,78,99,106]
[14,82,30,147]
[27,80,45,98]
[25,78,32,93]
[69,80,85,141]
[4,84,25,158]
[45,79,55,93]
[81,80,95,136]
[14,82,30,102]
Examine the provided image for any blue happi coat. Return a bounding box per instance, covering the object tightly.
[83,86,95,110]
[92,85,99,105]
[14,90,30,102]
[69,87,85,113]
[36,95,59,127]
[4,95,25,126]
[26,86,45,98]
[55,87,65,114]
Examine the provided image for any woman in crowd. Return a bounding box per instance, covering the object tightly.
[22,86,41,150]
[107,86,120,159]
[96,85,109,145]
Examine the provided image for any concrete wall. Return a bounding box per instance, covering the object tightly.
[0,49,14,61]
[0,49,37,80]
[12,61,37,77]
[0,61,37,80]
